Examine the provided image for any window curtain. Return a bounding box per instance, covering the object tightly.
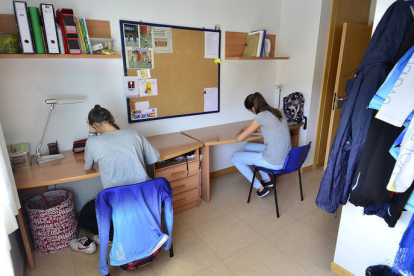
[0,122,21,276]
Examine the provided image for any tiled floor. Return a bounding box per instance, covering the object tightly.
[27,167,340,276]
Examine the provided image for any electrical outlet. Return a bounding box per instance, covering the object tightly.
[275,84,283,89]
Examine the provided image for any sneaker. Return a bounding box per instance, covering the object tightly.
[257,187,270,198]
[92,235,100,245]
[261,180,274,188]
[69,237,97,254]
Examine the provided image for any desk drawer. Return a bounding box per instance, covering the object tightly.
[155,161,198,182]
[173,188,199,209]
[171,175,199,195]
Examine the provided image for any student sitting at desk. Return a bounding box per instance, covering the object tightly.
[84,105,160,189]
[232,92,291,198]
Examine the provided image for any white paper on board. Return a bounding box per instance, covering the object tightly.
[139,79,158,97]
[131,108,158,120]
[123,76,139,98]
[204,87,218,112]
[137,69,151,79]
[204,32,219,59]
[135,101,150,111]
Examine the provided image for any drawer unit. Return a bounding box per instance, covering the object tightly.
[155,161,198,183]
[172,188,199,209]
[171,175,198,195]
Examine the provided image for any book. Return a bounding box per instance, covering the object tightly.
[56,8,69,53]
[73,18,85,54]
[13,1,35,53]
[78,17,92,54]
[250,29,266,57]
[264,39,271,57]
[242,32,261,57]
[27,7,45,54]
[39,4,60,54]
[76,19,87,54]
[56,8,81,54]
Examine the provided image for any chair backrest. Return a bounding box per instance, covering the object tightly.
[283,92,305,124]
[282,142,312,174]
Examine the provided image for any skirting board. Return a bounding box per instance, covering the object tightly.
[210,164,314,179]
[331,262,354,276]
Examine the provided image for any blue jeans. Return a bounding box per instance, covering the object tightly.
[231,143,283,189]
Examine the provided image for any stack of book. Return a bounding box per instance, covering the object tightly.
[242,29,266,57]
[12,1,99,55]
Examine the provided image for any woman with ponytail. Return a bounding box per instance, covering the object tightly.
[84,105,160,189]
[232,92,291,198]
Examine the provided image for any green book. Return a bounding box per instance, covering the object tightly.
[28,7,45,54]
[79,18,91,54]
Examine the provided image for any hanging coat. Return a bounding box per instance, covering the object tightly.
[316,1,414,214]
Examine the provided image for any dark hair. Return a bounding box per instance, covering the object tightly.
[244,92,283,121]
[88,105,120,130]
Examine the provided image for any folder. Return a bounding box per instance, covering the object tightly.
[40,4,60,54]
[28,7,45,54]
[60,8,81,54]
[242,32,260,57]
[13,1,35,54]
[56,8,69,53]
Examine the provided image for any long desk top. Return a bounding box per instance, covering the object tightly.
[13,132,203,190]
[181,120,263,146]
[181,120,304,146]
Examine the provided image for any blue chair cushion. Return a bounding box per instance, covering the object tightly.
[252,165,283,176]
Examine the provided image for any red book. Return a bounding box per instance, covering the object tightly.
[56,8,80,54]
[56,9,69,54]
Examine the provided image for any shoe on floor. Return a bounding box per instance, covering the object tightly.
[261,180,273,188]
[92,235,100,245]
[257,187,270,198]
[69,236,97,254]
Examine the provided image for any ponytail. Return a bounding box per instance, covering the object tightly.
[244,92,283,121]
[88,105,120,129]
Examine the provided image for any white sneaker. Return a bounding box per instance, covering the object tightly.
[69,237,97,254]
[92,235,100,245]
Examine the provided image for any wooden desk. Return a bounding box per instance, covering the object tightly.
[14,132,202,270]
[181,120,303,203]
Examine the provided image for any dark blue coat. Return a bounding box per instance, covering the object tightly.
[316,1,414,213]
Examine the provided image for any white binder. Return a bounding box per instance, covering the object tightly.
[40,4,60,54]
[13,1,34,54]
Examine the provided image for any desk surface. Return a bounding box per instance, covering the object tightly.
[181,120,263,146]
[13,132,203,190]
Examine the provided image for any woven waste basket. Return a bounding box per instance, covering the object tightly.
[25,190,77,253]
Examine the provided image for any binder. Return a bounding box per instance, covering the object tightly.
[13,1,35,54]
[56,8,69,53]
[60,8,81,54]
[28,7,45,54]
[242,32,260,57]
[40,4,60,54]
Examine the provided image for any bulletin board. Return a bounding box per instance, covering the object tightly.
[119,20,221,123]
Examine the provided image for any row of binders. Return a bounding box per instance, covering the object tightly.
[13,1,93,54]
[242,29,270,58]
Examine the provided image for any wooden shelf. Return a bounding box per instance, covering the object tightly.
[225,31,289,60]
[0,54,121,59]
[0,14,116,57]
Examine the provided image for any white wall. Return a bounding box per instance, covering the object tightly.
[333,1,414,275]
[276,0,331,167]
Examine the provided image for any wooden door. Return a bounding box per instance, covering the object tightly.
[313,0,371,169]
[323,23,372,169]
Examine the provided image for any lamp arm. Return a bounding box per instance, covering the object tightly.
[35,103,55,158]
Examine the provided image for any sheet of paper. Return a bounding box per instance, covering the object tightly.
[135,101,150,111]
[204,32,219,59]
[139,79,158,97]
[153,27,173,53]
[204,87,218,112]
[137,69,151,79]
[131,108,158,120]
[123,76,139,98]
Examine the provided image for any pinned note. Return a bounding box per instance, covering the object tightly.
[137,69,151,79]
[214,58,221,63]
[204,87,218,112]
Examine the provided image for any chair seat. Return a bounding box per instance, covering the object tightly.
[251,165,282,175]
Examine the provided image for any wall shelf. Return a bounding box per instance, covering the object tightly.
[225,31,289,60]
[0,14,117,57]
[0,54,121,59]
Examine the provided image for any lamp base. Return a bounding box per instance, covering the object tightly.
[37,154,65,164]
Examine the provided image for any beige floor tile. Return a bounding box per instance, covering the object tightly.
[192,213,261,259]
[281,191,320,219]
[27,248,76,276]
[150,230,219,276]
[194,261,234,276]
[301,208,341,241]
[231,197,297,236]
[175,200,229,229]
[71,246,100,275]
[173,215,190,237]
[223,239,311,276]
[311,267,336,276]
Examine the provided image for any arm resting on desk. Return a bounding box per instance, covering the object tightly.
[236,120,260,142]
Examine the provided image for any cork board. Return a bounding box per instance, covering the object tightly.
[120,21,221,123]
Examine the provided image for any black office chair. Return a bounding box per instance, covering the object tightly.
[247,142,312,218]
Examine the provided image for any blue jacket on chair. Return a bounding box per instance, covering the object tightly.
[95,177,173,275]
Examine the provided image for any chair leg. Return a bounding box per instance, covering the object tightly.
[272,174,280,218]
[298,170,304,201]
[169,244,174,258]
[247,168,257,203]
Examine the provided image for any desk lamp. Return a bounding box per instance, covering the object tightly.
[35,98,83,164]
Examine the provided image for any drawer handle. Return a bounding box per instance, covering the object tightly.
[171,171,186,177]
[173,198,186,205]
[173,185,186,192]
